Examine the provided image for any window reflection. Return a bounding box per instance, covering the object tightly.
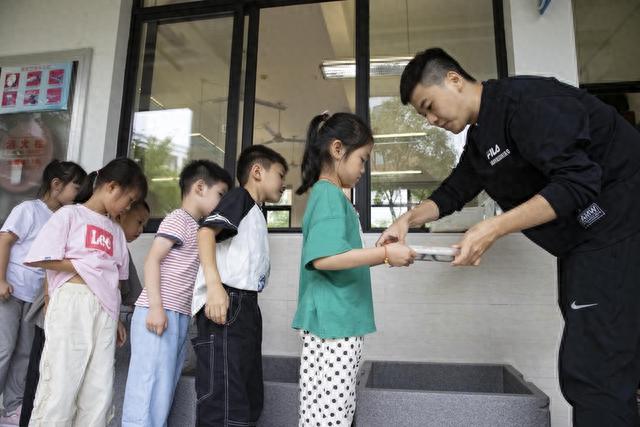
[369,0,498,230]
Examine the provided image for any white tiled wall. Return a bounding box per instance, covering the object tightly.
[129,231,572,426]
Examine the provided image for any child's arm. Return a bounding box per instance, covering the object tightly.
[22,206,75,280]
[143,237,174,336]
[24,259,78,273]
[198,227,229,325]
[313,242,416,271]
[0,232,17,300]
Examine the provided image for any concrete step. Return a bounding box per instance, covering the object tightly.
[109,339,300,427]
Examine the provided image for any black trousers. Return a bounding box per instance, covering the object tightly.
[19,325,44,427]
[558,232,640,426]
[192,286,263,427]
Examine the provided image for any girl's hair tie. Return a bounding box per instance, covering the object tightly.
[318,110,330,130]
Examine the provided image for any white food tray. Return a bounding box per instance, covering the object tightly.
[411,245,459,262]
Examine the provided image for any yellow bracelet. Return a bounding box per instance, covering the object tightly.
[383,245,390,266]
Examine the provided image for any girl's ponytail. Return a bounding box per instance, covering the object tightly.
[74,170,98,203]
[296,112,373,195]
[296,113,330,195]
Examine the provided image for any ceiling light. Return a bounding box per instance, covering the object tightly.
[190,133,224,153]
[374,132,426,139]
[150,96,165,108]
[151,177,178,182]
[320,57,413,79]
[370,170,422,176]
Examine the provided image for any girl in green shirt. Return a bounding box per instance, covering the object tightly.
[292,112,416,426]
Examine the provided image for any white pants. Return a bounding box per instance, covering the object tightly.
[30,283,117,427]
[298,331,363,427]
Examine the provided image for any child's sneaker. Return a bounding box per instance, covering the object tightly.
[0,406,21,427]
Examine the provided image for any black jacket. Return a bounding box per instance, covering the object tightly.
[429,76,640,256]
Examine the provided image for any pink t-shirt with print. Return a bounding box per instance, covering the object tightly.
[24,204,129,320]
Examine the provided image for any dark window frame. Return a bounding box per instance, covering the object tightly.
[573,3,640,129]
[263,205,293,228]
[118,0,507,233]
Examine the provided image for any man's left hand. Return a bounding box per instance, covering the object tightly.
[452,218,502,266]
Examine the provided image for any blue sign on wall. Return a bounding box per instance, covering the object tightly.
[0,62,73,115]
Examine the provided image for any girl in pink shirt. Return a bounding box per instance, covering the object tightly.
[24,157,147,427]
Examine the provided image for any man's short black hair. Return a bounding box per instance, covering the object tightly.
[400,47,476,105]
[179,160,233,198]
[236,145,288,187]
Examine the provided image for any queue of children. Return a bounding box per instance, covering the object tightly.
[0,111,416,427]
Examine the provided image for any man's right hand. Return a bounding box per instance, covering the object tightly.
[146,305,168,336]
[205,283,229,325]
[376,216,410,247]
[0,280,13,301]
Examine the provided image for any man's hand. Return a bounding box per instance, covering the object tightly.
[452,194,557,266]
[376,200,440,247]
[146,305,168,336]
[0,280,13,301]
[117,320,127,347]
[205,283,229,325]
[452,218,501,266]
[376,216,410,247]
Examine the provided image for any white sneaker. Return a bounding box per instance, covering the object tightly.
[0,406,21,427]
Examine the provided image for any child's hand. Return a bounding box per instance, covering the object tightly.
[0,280,13,301]
[146,305,168,336]
[205,283,229,325]
[385,243,417,267]
[117,320,127,347]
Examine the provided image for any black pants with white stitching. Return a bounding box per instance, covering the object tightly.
[193,286,263,427]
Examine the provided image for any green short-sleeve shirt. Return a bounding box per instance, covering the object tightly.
[291,180,376,339]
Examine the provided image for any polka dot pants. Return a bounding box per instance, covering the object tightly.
[298,331,364,427]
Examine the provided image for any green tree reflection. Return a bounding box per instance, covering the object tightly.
[132,136,180,217]
[370,98,457,226]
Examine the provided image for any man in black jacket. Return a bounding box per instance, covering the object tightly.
[377,47,640,426]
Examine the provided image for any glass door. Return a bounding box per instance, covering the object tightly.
[127,14,239,218]
[249,1,356,228]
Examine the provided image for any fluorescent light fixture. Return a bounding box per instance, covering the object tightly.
[371,170,422,176]
[374,132,428,146]
[190,133,224,153]
[374,132,426,139]
[151,177,178,182]
[150,96,165,108]
[320,57,413,79]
